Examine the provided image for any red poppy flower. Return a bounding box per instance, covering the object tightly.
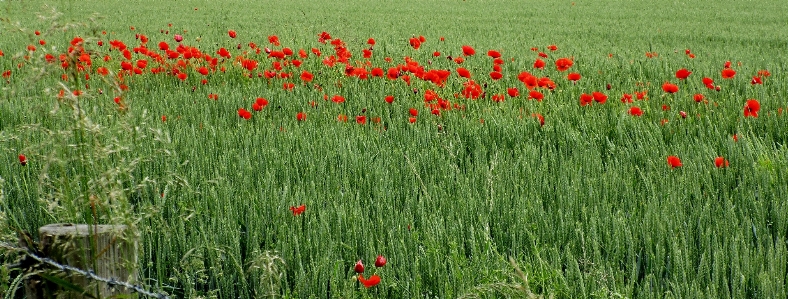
[693,94,705,103]
[355,115,366,124]
[567,72,581,82]
[714,157,729,168]
[96,67,109,76]
[217,47,231,58]
[265,35,280,46]
[409,37,421,50]
[461,80,482,99]
[358,274,380,288]
[387,67,399,80]
[317,31,332,43]
[743,99,760,118]
[555,58,573,72]
[238,108,252,120]
[721,68,736,79]
[702,77,714,85]
[300,71,314,82]
[375,255,387,267]
[289,204,305,216]
[533,58,545,69]
[751,76,762,85]
[491,94,505,103]
[177,73,187,81]
[134,59,147,69]
[408,117,416,123]
[675,68,692,80]
[579,93,593,106]
[456,67,471,79]
[628,106,643,116]
[120,61,133,71]
[354,260,365,273]
[507,87,519,97]
[228,30,237,38]
[331,95,345,104]
[531,113,544,126]
[592,92,607,104]
[296,112,306,121]
[679,111,687,118]
[461,45,475,56]
[528,90,544,101]
[489,71,503,80]
[433,51,441,57]
[283,82,295,91]
[538,77,556,90]
[667,156,682,168]
[385,95,394,104]
[517,72,535,87]
[547,44,558,51]
[370,68,384,77]
[538,52,548,58]
[242,59,258,71]
[366,38,375,46]
[487,50,501,58]
[409,108,418,116]
[402,75,411,85]
[621,93,633,103]
[19,154,27,166]
[662,82,679,93]
[423,90,438,102]
[255,97,268,108]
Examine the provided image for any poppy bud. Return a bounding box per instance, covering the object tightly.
[19,154,27,166]
[679,111,687,119]
[354,260,364,273]
[606,83,611,90]
[174,34,183,42]
[375,255,387,267]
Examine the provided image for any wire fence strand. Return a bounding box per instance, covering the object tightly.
[1,241,170,299]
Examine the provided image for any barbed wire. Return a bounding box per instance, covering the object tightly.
[0,241,170,299]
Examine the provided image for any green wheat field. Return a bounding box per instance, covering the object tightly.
[1,0,787,298]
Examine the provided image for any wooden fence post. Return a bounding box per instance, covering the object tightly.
[24,223,138,299]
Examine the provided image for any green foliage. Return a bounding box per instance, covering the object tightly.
[1,0,787,298]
